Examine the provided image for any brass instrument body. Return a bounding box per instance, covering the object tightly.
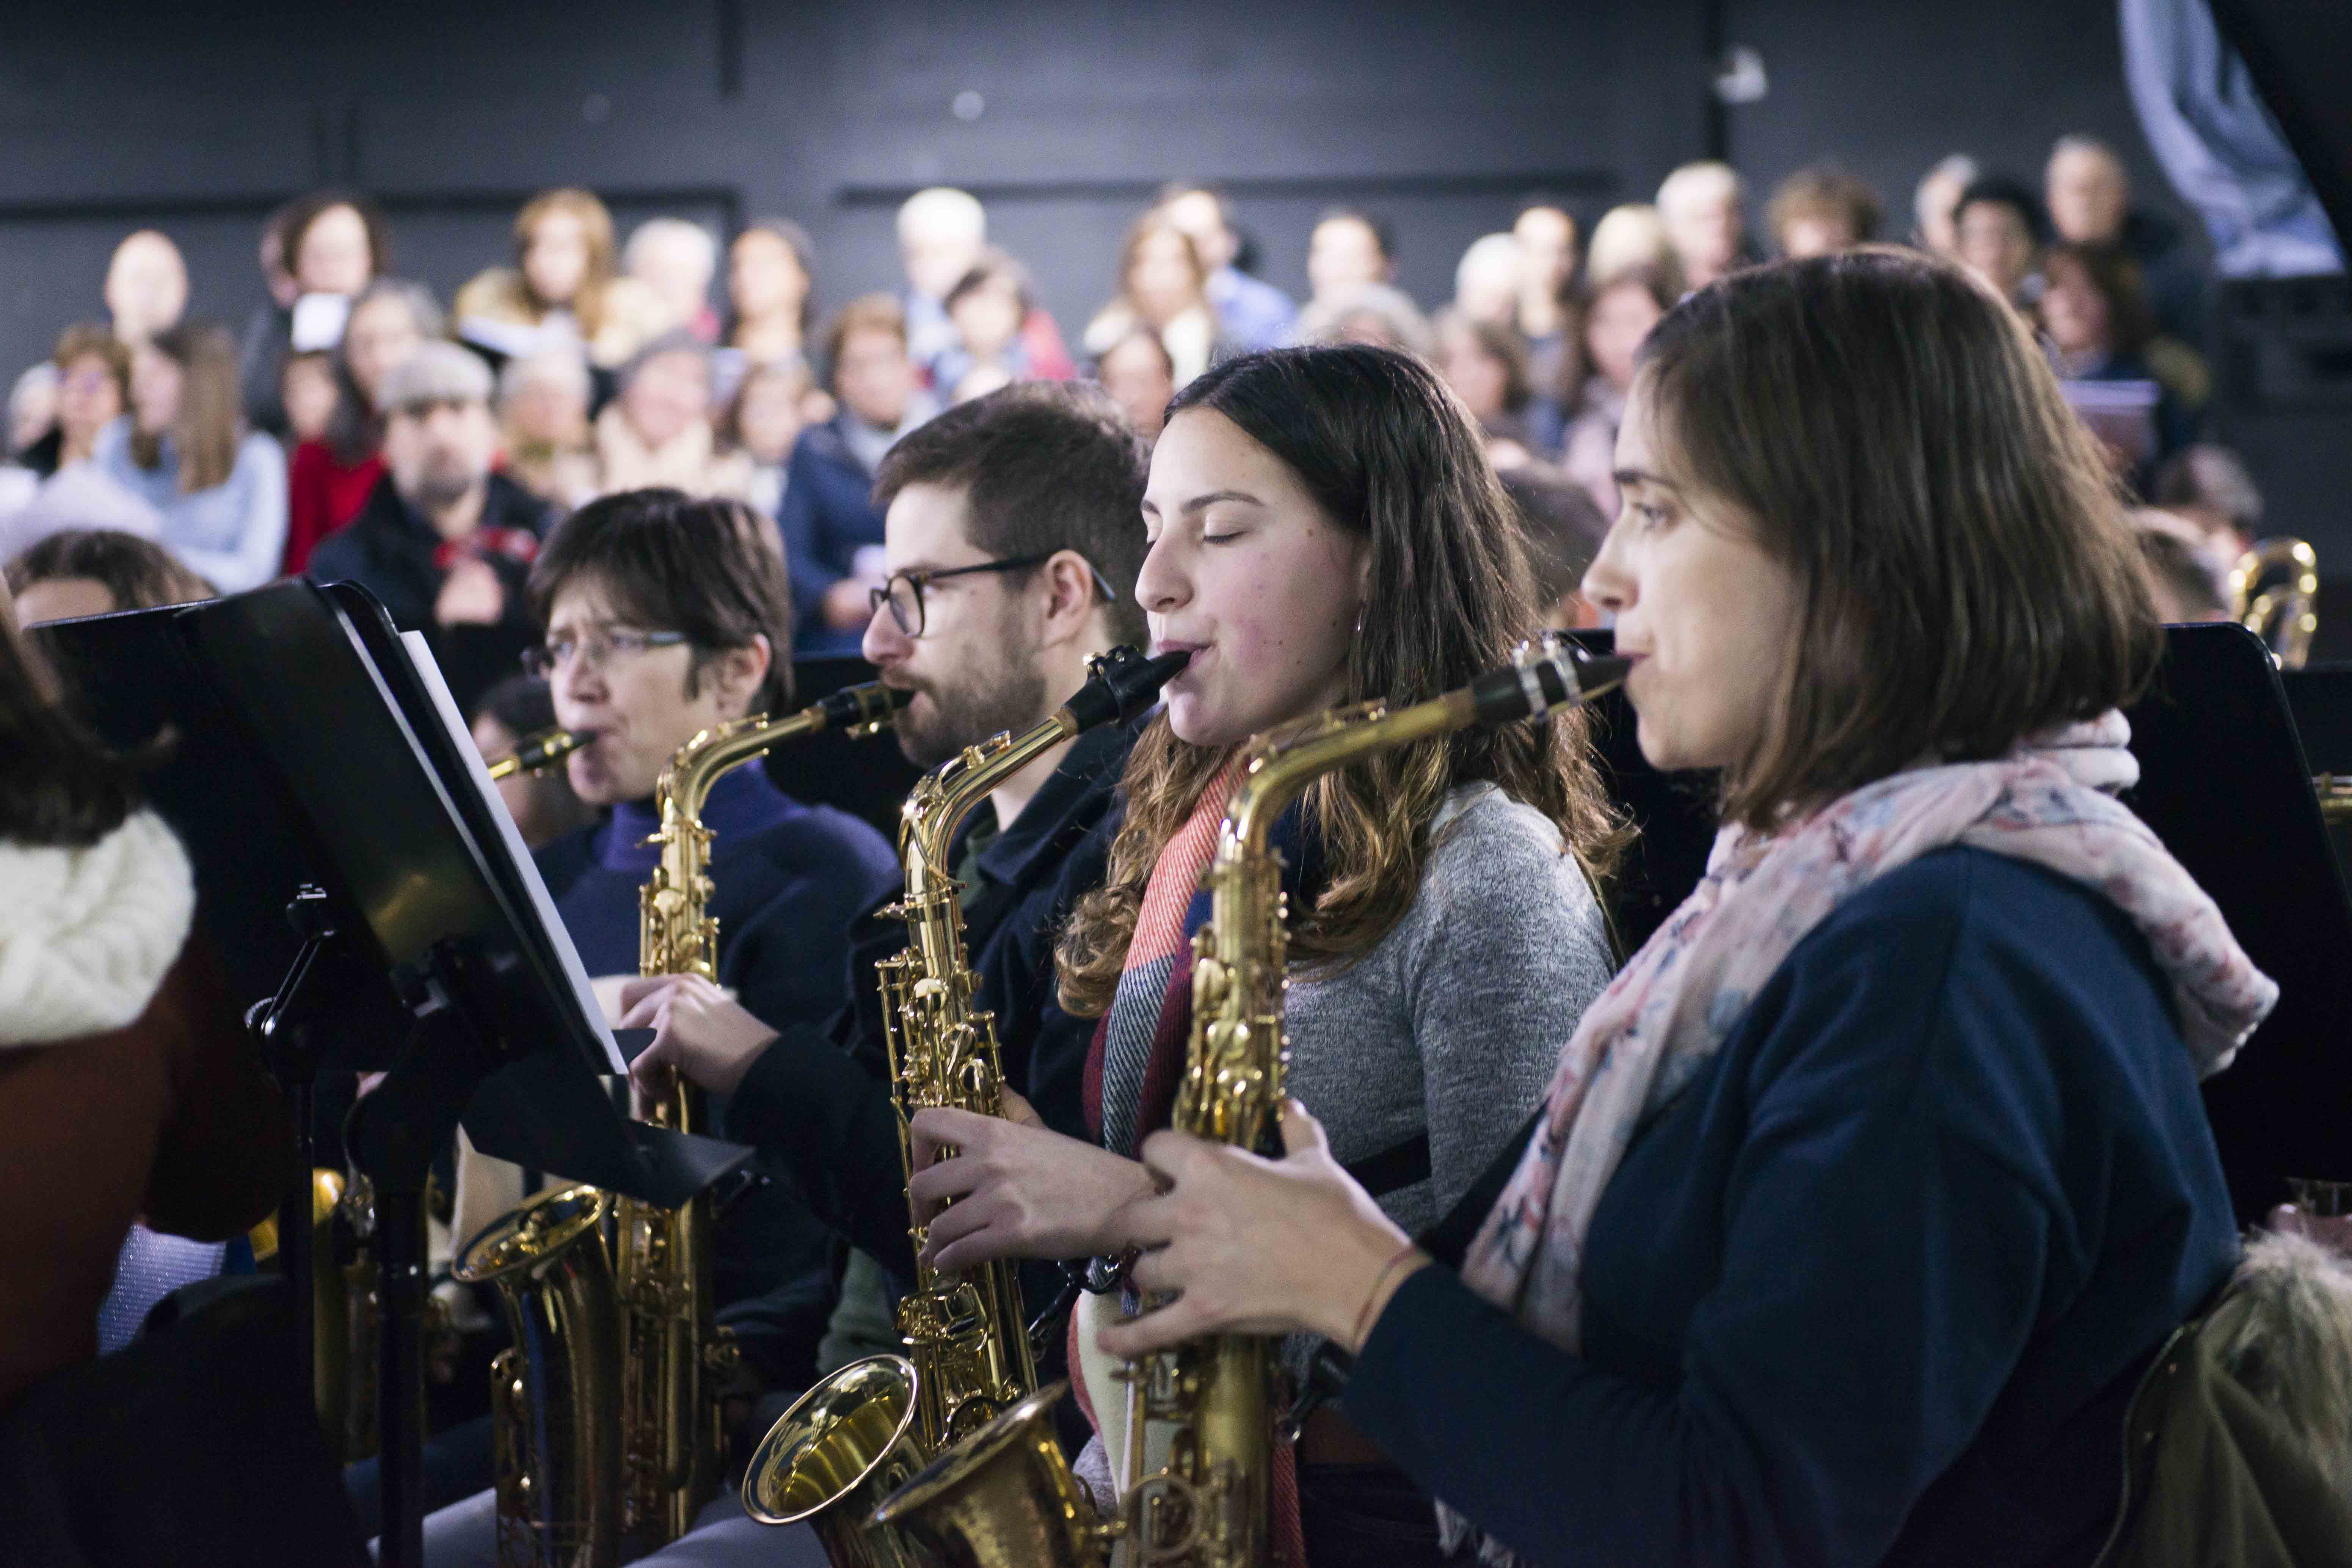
[2229,538,2319,669]
[741,1357,932,1568]
[869,1381,1117,1568]
[455,1185,625,1568]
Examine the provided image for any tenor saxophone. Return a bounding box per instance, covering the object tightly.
[868,635,1629,1568]
[742,645,1189,1568]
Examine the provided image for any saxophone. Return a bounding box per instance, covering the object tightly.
[454,683,908,1568]
[742,646,1190,1568]
[867,635,1629,1568]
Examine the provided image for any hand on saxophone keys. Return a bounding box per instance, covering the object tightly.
[1093,1100,1425,1359]
[618,972,775,1099]
[904,1092,1158,1272]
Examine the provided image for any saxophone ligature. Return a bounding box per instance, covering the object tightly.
[742,645,1189,1568]
[868,635,1629,1568]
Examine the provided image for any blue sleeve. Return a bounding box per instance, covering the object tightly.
[776,436,838,629]
[1343,870,2090,1566]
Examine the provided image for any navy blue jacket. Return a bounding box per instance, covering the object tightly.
[1346,847,2239,1568]
[776,416,887,658]
[533,764,899,1377]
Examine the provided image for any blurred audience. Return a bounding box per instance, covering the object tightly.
[1953,176,2047,306]
[1304,208,1398,308]
[239,192,391,437]
[593,330,748,500]
[1084,215,1226,388]
[1583,203,1679,291]
[93,322,286,592]
[1094,327,1176,444]
[469,673,594,849]
[2131,509,2233,623]
[1434,307,1561,463]
[727,218,819,367]
[278,350,340,446]
[103,231,188,347]
[286,277,443,572]
[897,186,1072,390]
[1155,183,1297,352]
[306,341,551,711]
[1513,199,1582,401]
[1451,232,1524,326]
[1504,464,1610,629]
[9,363,57,461]
[498,348,599,515]
[626,218,721,342]
[1657,161,1748,290]
[2044,135,2204,344]
[2152,444,2264,561]
[935,248,1041,397]
[2040,240,2195,467]
[455,188,667,369]
[1563,263,1675,522]
[720,355,812,517]
[21,326,127,478]
[779,294,936,655]
[1767,164,1883,258]
[1293,282,1436,359]
[6,528,213,624]
[1911,154,1979,257]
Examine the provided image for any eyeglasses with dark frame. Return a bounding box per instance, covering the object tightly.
[522,626,693,678]
[868,551,1119,638]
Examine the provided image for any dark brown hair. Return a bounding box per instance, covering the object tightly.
[1764,164,1884,253]
[513,188,620,329]
[1636,247,2159,830]
[822,294,908,386]
[528,488,796,717]
[0,593,144,847]
[730,217,820,336]
[874,381,1150,646]
[6,529,214,609]
[130,321,240,492]
[1057,345,1623,1016]
[52,322,129,400]
[2040,241,2156,359]
[278,190,394,284]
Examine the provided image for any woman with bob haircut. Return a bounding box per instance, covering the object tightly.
[1097,250,2274,1565]
[900,343,1624,1560]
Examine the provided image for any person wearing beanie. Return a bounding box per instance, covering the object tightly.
[306,341,553,710]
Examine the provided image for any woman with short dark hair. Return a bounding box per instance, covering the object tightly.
[1101,251,2268,1566]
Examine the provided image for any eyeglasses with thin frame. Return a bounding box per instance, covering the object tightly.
[869,551,1119,638]
[522,626,692,678]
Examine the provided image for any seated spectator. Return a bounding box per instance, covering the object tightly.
[1093,326,1176,443]
[1433,306,1562,462]
[278,350,339,446]
[498,347,599,515]
[778,294,937,655]
[306,342,552,712]
[2130,508,2233,623]
[2046,135,2205,345]
[102,230,188,347]
[285,277,442,572]
[1293,282,1437,359]
[2152,443,2264,560]
[470,673,593,851]
[1583,202,1681,291]
[896,187,1073,389]
[1953,176,2047,306]
[726,218,818,368]
[1767,164,1883,258]
[0,326,163,560]
[593,330,750,501]
[1911,154,1979,257]
[1562,262,1676,521]
[1083,216,1227,388]
[1501,462,1610,629]
[22,324,129,478]
[239,191,391,438]
[1155,182,1297,352]
[454,188,668,370]
[1304,207,1399,309]
[1657,160,1749,290]
[1514,198,1582,401]
[933,248,1042,396]
[625,217,721,343]
[7,527,214,624]
[1452,232,1524,325]
[2040,240,2197,468]
[9,364,57,462]
[720,355,811,518]
[94,323,287,592]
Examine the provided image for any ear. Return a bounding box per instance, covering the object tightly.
[711,633,773,717]
[1035,550,1099,650]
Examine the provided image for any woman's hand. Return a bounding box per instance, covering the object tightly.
[906,1091,1158,1272]
[1095,1102,1423,1359]
[622,974,778,1099]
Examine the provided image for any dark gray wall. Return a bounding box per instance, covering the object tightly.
[0,0,2192,385]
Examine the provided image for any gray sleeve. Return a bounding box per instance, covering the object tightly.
[1403,797,1613,1221]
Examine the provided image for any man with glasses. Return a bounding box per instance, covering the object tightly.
[609,382,1151,1564]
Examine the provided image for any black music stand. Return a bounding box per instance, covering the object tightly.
[36,579,754,1568]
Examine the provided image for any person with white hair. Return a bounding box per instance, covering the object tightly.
[1583,202,1682,292]
[1452,231,1525,326]
[895,186,1072,386]
[625,217,722,342]
[103,231,189,347]
[497,347,598,513]
[1656,161,1749,291]
[592,330,752,502]
[1913,154,1980,257]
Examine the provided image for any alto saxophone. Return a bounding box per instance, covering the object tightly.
[742,646,1189,1568]
[455,683,908,1568]
[868,635,1629,1568]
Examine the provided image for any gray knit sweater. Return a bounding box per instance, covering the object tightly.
[1283,782,1614,1241]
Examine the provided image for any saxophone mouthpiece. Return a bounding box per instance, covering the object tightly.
[487,726,587,780]
[1467,636,1630,726]
[822,680,914,736]
[1061,645,1192,733]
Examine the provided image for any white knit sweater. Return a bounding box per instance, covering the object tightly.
[0,809,194,1048]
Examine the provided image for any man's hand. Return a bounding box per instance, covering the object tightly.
[435,557,507,627]
[904,1091,1158,1271]
[622,973,779,1099]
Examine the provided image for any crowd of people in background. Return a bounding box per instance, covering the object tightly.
[0,133,2276,719]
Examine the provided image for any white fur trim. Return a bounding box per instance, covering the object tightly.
[0,810,195,1048]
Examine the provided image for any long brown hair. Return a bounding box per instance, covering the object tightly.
[1056,345,1623,1017]
[0,594,144,847]
[1637,246,2159,832]
[129,322,240,493]
[514,188,620,336]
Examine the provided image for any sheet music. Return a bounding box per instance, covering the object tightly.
[397,631,627,1074]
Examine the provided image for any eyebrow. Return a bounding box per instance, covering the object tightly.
[1611,467,1681,493]
[1141,488,1265,516]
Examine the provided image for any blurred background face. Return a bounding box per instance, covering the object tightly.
[281,354,339,443]
[729,230,809,322]
[1779,213,1854,259]
[1307,217,1386,297]
[344,295,424,403]
[471,710,591,849]
[620,348,711,447]
[901,213,984,301]
[633,231,714,330]
[836,325,913,428]
[127,344,182,436]
[2039,258,2111,355]
[14,576,116,625]
[1128,228,1201,325]
[1586,279,1663,393]
[1160,191,1236,272]
[733,369,806,463]
[297,204,373,296]
[524,209,592,308]
[1663,185,1742,279]
[384,398,496,514]
[1098,334,1173,441]
[1914,170,1969,256]
[1956,202,2036,298]
[949,275,1025,359]
[504,367,588,446]
[1453,238,1522,325]
[1514,206,1578,299]
[1438,322,1508,421]
[55,352,121,451]
[259,225,298,309]
[2047,146,2128,244]
[105,232,188,343]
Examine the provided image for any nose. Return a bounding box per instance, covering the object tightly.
[550,642,606,723]
[1133,531,1189,618]
[1580,513,1634,618]
[860,591,909,667]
